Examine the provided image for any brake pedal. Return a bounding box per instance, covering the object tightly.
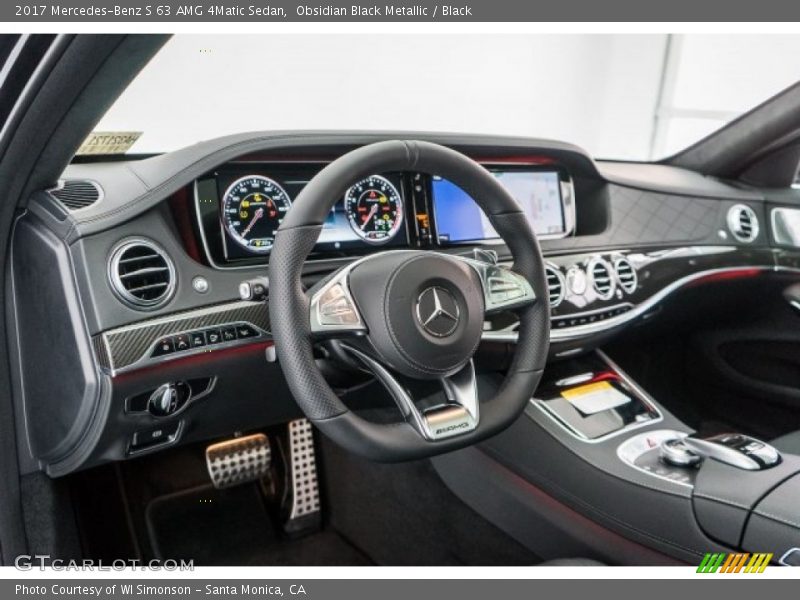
[206,433,271,489]
[284,419,321,535]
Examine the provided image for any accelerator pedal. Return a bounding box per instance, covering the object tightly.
[284,419,321,536]
[206,433,272,489]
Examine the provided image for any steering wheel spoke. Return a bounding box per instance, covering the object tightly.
[453,256,537,315]
[341,344,479,441]
[308,265,368,338]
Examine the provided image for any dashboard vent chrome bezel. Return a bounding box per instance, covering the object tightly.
[50,179,103,211]
[727,204,759,243]
[108,238,177,311]
[588,257,616,301]
[545,264,566,308]
[613,257,638,295]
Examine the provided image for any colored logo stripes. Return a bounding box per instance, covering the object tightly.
[697,552,773,573]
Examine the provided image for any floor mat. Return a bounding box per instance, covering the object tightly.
[145,482,371,566]
[318,433,541,566]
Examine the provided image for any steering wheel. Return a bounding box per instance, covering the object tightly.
[269,140,550,461]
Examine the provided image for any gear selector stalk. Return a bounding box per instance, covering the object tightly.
[661,433,781,471]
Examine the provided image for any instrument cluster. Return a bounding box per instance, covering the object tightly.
[194,164,413,267]
[193,162,573,268]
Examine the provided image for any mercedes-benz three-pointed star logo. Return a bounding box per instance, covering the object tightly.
[415,286,460,337]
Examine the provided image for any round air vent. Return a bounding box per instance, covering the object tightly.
[588,257,615,301]
[109,239,176,310]
[614,257,638,294]
[727,204,759,243]
[50,179,102,211]
[545,265,566,308]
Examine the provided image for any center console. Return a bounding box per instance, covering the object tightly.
[432,350,800,565]
[531,354,661,443]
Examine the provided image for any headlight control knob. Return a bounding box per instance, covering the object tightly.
[148,382,191,417]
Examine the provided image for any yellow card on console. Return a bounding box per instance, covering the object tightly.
[561,381,631,415]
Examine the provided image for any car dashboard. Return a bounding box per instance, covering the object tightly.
[8,131,793,477]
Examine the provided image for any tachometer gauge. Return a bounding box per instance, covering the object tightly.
[345,175,404,244]
[221,175,291,253]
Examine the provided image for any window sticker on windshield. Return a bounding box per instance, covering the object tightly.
[77,131,142,155]
[561,381,631,415]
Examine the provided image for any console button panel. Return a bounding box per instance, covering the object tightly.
[149,322,261,359]
[551,304,633,329]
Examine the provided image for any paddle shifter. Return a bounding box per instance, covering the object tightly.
[660,433,781,471]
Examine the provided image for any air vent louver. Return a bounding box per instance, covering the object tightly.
[727,204,759,243]
[614,257,637,294]
[545,265,565,307]
[589,258,615,300]
[51,179,101,210]
[109,239,175,310]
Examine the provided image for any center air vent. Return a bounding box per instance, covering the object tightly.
[588,257,615,300]
[50,179,102,210]
[614,257,638,294]
[545,265,565,308]
[109,239,176,310]
[727,204,759,243]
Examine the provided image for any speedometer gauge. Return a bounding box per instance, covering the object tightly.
[345,175,404,244]
[221,175,291,254]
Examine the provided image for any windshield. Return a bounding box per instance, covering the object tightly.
[95,34,800,161]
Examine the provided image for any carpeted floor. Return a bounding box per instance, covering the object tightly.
[145,482,371,566]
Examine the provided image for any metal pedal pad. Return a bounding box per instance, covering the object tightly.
[284,419,321,535]
[206,433,271,489]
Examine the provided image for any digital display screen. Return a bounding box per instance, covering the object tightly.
[316,201,365,245]
[432,171,566,242]
[206,166,408,263]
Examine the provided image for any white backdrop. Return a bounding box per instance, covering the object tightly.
[96,34,800,160]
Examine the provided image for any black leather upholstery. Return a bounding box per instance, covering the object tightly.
[539,558,605,566]
[772,431,800,455]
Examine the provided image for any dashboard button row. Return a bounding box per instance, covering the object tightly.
[152,323,260,357]
[552,305,632,329]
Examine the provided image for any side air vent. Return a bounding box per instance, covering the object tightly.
[727,204,759,243]
[109,239,176,310]
[588,257,615,301]
[614,257,638,294]
[545,265,565,308]
[50,179,102,210]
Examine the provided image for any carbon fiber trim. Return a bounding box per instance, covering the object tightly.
[93,300,270,373]
[92,336,111,370]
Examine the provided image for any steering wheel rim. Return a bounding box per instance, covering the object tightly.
[269,140,550,461]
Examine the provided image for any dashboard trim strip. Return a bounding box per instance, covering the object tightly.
[94,299,270,375]
[109,320,270,377]
[483,264,777,344]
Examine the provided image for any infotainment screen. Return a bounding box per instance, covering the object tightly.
[432,170,567,242]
